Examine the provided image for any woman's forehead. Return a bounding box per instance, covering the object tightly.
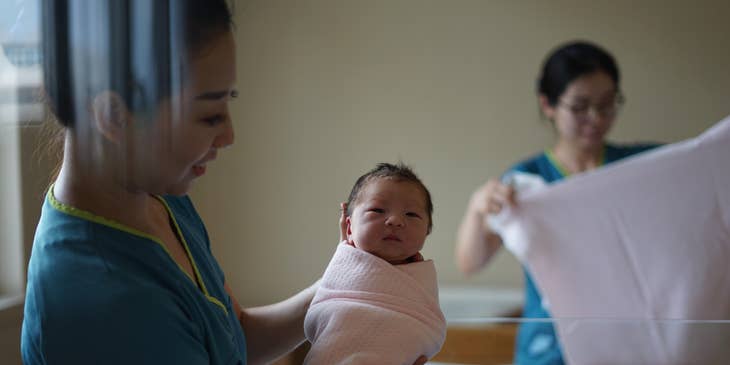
[183,32,237,100]
[563,72,616,100]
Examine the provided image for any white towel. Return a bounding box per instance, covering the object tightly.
[304,242,446,365]
[491,116,730,364]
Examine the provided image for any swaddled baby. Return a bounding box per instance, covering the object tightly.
[304,162,446,365]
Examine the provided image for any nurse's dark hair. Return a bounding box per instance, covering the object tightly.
[41,0,234,128]
[346,162,434,234]
[537,41,620,106]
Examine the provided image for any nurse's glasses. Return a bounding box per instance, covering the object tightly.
[558,93,625,120]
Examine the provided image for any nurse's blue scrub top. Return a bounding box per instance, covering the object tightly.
[22,189,247,364]
[509,143,658,365]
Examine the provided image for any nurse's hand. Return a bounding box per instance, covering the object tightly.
[412,355,428,365]
[468,178,516,217]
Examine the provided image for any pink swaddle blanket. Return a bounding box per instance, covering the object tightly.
[304,242,446,365]
[491,116,730,364]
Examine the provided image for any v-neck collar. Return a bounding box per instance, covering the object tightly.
[47,185,228,314]
[544,145,607,178]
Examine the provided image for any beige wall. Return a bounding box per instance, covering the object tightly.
[190,0,730,306]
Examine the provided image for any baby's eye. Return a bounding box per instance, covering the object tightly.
[406,212,422,218]
[202,114,225,126]
[368,208,385,213]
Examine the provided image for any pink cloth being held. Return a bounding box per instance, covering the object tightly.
[492,116,730,364]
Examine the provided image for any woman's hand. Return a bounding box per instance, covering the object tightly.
[455,177,514,275]
[468,178,516,217]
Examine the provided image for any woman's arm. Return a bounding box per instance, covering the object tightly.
[455,178,514,275]
[225,203,348,364]
[227,282,319,365]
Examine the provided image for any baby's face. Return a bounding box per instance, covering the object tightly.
[347,179,430,264]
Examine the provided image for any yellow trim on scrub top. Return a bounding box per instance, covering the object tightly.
[544,145,607,178]
[47,186,229,315]
[155,197,228,313]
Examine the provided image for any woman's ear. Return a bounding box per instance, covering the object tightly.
[91,91,131,144]
[538,94,556,122]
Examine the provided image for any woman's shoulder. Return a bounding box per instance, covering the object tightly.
[29,193,190,294]
[507,151,551,175]
[33,190,100,251]
[605,141,663,161]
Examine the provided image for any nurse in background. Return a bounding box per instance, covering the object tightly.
[455,41,658,365]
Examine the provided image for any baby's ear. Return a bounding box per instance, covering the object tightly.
[345,216,352,237]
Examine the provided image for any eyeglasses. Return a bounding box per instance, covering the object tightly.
[558,93,625,119]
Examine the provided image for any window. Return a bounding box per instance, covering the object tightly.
[1,0,41,302]
[1,0,43,126]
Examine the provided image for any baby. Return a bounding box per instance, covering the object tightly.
[304,163,446,365]
[344,162,433,264]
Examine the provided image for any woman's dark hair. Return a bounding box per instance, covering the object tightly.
[346,162,434,234]
[537,41,620,106]
[41,0,234,127]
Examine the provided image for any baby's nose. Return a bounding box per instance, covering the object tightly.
[386,215,405,227]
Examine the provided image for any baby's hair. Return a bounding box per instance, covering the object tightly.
[346,162,433,233]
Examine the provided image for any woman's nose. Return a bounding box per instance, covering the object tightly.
[585,106,613,125]
[589,108,608,123]
[213,118,235,149]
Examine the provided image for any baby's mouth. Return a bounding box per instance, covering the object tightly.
[384,234,402,242]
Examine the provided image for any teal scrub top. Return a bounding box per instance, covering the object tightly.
[22,189,247,364]
[509,143,658,365]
